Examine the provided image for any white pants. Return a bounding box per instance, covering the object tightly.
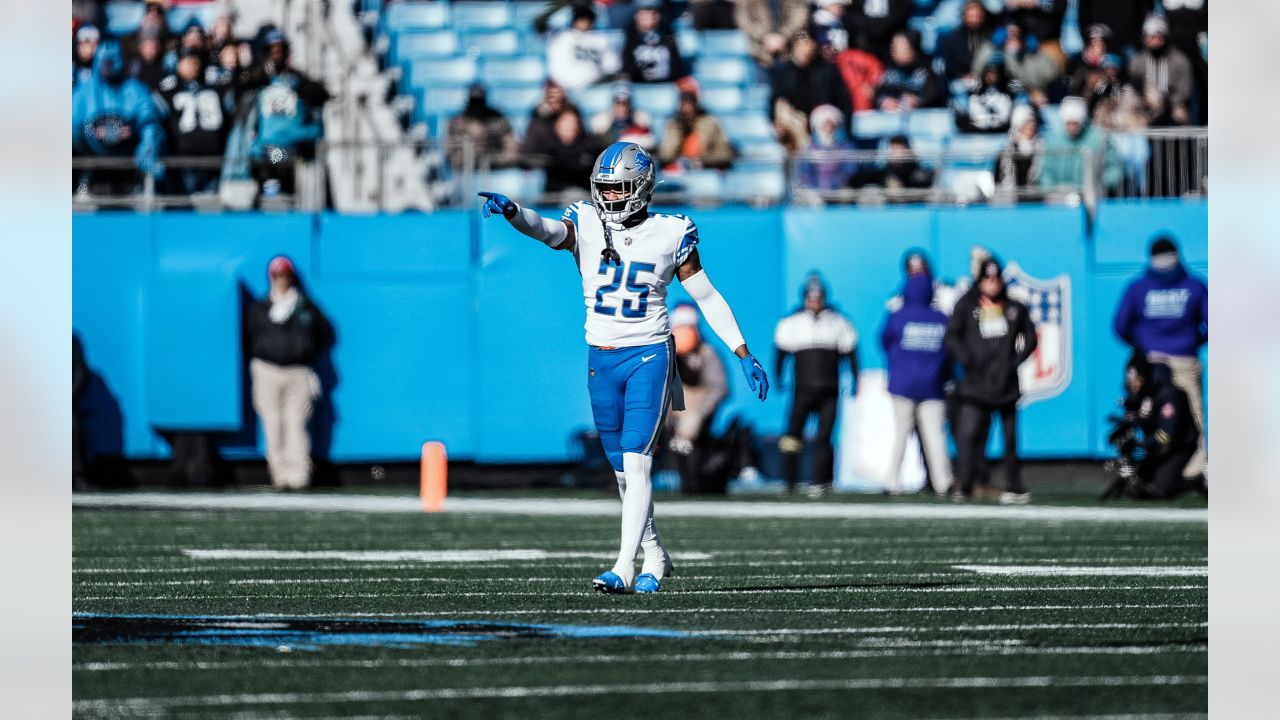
[250,358,320,490]
[887,396,952,494]
[1148,353,1206,478]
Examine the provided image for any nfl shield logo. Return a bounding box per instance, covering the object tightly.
[1002,262,1072,406]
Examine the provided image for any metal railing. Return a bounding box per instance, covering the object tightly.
[71,129,1207,213]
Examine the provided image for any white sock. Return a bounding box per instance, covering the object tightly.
[614,468,670,579]
[611,453,654,581]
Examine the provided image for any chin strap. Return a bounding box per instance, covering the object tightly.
[601,223,623,267]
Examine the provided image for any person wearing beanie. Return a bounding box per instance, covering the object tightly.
[547,4,621,91]
[1038,95,1123,191]
[1128,13,1193,127]
[994,103,1044,189]
[1116,350,1204,499]
[943,257,1038,504]
[1112,235,1208,480]
[664,303,729,494]
[880,251,953,496]
[246,257,335,491]
[622,1,689,84]
[774,274,859,497]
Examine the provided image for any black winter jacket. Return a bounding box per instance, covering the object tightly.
[246,293,334,367]
[944,288,1037,405]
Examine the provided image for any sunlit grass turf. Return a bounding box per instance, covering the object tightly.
[72,489,1207,719]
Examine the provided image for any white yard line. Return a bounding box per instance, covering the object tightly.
[955,565,1208,577]
[73,584,1207,602]
[181,548,714,563]
[693,621,1206,637]
[73,643,1206,673]
[75,572,973,588]
[71,675,1208,711]
[73,492,1207,523]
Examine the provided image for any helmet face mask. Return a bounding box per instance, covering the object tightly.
[590,142,655,223]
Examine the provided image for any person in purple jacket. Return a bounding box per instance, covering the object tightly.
[1112,235,1208,480]
[881,253,953,495]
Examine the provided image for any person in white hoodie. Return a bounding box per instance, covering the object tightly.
[547,4,621,91]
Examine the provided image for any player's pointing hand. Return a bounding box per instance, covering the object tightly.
[477,191,517,219]
[740,355,769,401]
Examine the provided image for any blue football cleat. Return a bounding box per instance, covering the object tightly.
[633,573,662,593]
[592,571,632,594]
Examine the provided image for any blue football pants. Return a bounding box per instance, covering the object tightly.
[587,339,675,472]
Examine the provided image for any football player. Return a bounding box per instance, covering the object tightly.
[478,141,768,594]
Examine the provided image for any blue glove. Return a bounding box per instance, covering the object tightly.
[740,354,769,401]
[477,191,517,219]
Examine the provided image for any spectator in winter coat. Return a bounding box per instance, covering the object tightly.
[844,0,913,63]
[658,91,736,170]
[944,257,1038,503]
[128,26,170,91]
[1085,54,1148,132]
[1039,96,1122,192]
[972,23,1060,106]
[735,0,812,70]
[881,256,953,495]
[796,104,858,191]
[1112,235,1208,480]
[850,135,934,193]
[875,31,944,110]
[1078,0,1153,56]
[74,24,100,87]
[1002,0,1068,69]
[666,303,730,494]
[623,1,689,84]
[246,256,335,491]
[548,4,621,91]
[447,83,520,170]
[936,1,993,82]
[539,110,603,194]
[591,87,657,150]
[1121,352,1204,499]
[1067,23,1114,99]
[994,104,1044,189]
[810,0,852,59]
[72,41,166,193]
[1163,0,1207,124]
[1128,14,1194,127]
[524,81,581,155]
[954,54,1019,134]
[771,32,852,152]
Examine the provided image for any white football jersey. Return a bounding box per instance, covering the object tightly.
[560,201,698,348]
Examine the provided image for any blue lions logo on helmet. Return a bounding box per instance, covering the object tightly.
[633,149,652,172]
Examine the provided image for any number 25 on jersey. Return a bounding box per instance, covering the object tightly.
[594,260,655,318]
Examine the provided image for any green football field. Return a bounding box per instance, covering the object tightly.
[73,489,1207,719]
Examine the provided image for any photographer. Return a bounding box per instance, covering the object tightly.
[1113,352,1203,499]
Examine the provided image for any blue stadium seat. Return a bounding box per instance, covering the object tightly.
[696,58,751,85]
[393,31,460,63]
[908,17,938,56]
[461,30,521,56]
[521,33,547,56]
[666,170,724,200]
[945,134,1007,168]
[482,57,548,86]
[410,58,480,90]
[853,111,908,139]
[720,113,774,143]
[906,109,955,139]
[512,2,548,30]
[384,2,449,32]
[105,0,145,35]
[571,85,615,117]
[421,85,471,117]
[700,30,750,57]
[633,84,680,118]
[700,86,745,115]
[508,113,531,141]
[904,136,946,165]
[931,0,965,34]
[472,168,545,204]
[724,166,787,202]
[744,84,772,113]
[601,29,626,53]
[676,30,700,58]
[452,2,514,30]
[1040,104,1063,136]
[738,141,787,163]
[487,83,545,118]
[167,4,220,32]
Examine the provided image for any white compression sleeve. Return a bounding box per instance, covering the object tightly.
[507,204,569,248]
[681,269,746,352]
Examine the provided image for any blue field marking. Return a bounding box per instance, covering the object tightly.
[72,613,692,650]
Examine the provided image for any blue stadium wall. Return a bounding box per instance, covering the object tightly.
[72,199,1207,463]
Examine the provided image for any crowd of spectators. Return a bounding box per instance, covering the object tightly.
[436,0,1205,202]
[71,0,331,201]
